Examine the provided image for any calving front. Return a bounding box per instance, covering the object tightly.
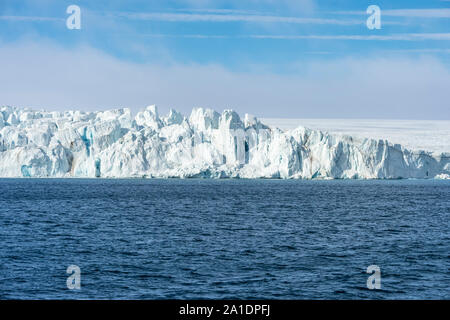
[0,105,449,179]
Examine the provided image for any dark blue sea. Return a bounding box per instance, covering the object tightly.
[0,179,449,299]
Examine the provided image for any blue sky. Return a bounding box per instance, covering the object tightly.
[0,0,449,119]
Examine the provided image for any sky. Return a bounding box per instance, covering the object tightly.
[0,0,449,119]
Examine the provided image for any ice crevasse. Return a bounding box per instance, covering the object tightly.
[0,105,449,179]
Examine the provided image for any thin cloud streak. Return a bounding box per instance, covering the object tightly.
[138,33,450,41]
[249,33,450,41]
[336,8,450,18]
[0,15,64,22]
[116,12,363,25]
[383,9,450,18]
[384,49,450,54]
[174,8,256,15]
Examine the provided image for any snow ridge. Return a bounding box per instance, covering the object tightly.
[0,105,449,179]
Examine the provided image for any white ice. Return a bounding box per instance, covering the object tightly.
[262,118,450,156]
[0,105,449,179]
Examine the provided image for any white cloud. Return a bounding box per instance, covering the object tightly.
[0,41,449,119]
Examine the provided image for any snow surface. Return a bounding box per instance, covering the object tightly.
[0,105,449,179]
[262,119,450,156]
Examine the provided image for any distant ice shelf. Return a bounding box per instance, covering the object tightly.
[262,118,450,156]
[0,105,449,179]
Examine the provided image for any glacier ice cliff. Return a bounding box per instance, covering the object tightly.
[0,105,449,179]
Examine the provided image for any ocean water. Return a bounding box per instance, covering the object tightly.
[0,179,449,300]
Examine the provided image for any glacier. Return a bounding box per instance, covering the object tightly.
[0,105,449,179]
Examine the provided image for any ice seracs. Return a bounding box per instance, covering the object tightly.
[0,105,449,179]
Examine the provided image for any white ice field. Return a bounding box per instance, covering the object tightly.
[262,119,450,156]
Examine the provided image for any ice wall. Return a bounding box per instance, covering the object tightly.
[0,105,449,179]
